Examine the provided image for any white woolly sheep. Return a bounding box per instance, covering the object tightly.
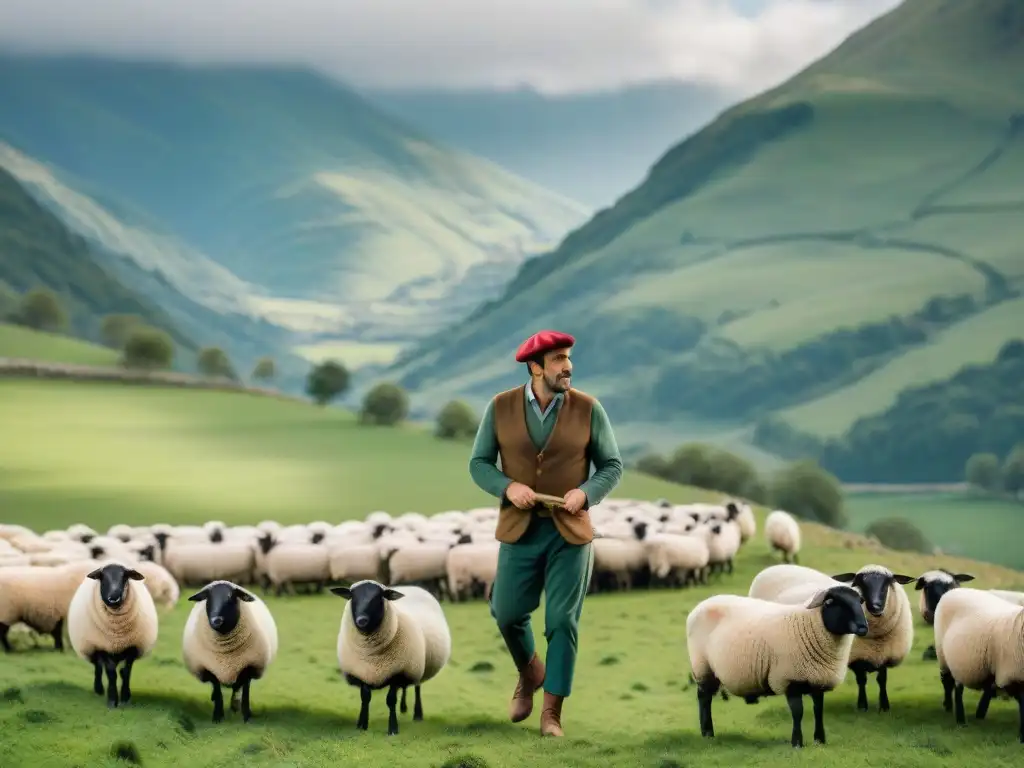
[387,543,452,599]
[134,560,181,609]
[639,529,709,587]
[446,541,499,601]
[934,587,1024,741]
[687,585,869,747]
[164,541,255,587]
[913,569,975,659]
[0,560,98,652]
[329,544,386,585]
[183,580,279,723]
[764,510,801,563]
[726,500,757,543]
[749,563,916,712]
[332,580,452,735]
[67,561,159,708]
[257,537,330,595]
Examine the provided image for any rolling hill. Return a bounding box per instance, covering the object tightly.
[363,80,729,209]
[0,323,119,366]
[0,55,589,368]
[389,0,1024,479]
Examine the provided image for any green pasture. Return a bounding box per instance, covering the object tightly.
[0,323,118,366]
[845,491,1024,571]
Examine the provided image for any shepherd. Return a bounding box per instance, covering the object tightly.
[468,329,623,737]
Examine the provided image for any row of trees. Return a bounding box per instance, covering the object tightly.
[964,444,1024,497]
[3,286,69,332]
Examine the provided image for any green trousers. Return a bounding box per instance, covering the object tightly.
[488,515,594,697]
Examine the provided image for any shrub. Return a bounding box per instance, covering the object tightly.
[436,400,478,439]
[251,357,275,383]
[121,326,174,370]
[360,382,409,426]
[196,346,236,380]
[1002,443,1024,495]
[769,459,846,528]
[100,314,142,349]
[305,360,350,406]
[13,288,66,332]
[964,452,1001,492]
[864,517,932,554]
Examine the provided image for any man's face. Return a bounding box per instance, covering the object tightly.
[534,347,572,392]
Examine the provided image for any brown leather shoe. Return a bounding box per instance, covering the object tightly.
[539,691,564,737]
[509,653,545,722]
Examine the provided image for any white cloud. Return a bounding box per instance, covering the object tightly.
[0,0,901,95]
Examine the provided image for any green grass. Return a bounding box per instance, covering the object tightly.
[0,323,119,366]
[3,506,1024,767]
[4,380,1024,765]
[0,380,687,530]
[846,491,1024,569]
[780,298,1024,437]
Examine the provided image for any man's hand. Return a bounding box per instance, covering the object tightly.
[505,481,537,509]
[562,488,587,515]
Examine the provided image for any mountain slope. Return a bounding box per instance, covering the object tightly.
[0,56,589,362]
[363,81,728,209]
[0,164,196,353]
[390,0,1024,473]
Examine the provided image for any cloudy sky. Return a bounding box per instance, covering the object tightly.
[0,0,901,96]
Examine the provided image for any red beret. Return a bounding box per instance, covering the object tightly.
[515,330,576,363]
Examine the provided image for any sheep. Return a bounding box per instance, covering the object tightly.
[914,569,975,659]
[933,587,1024,741]
[386,543,452,599]
[0,560,98,652]
[67,561,159,708]
[642,531,709,587]
[764,510,801,563]
[134,560,181,609]
[705,519,741,575]
[446,541,499,601]
[727,500,757,543]
[182,580,279,723]
[329,544,386,585]
[332,580,452,735]
[164,541,255,587]
[257,537,330,595]
[749,563,917,712]
[990,589,1024,607]
[686,585,869,747]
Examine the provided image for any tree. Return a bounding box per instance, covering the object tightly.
[864,517,932,554]
[251,357,275,383]
[121,326,174,370]
[100,314,142,349]
[436,399,478,439]
[666,443,716,489]
[634,453,671,480]
[361,382,409,426]
[964,452,1001,492]
[13,288,67,332]
[305,360,350,406]
[1002,444,1024,496]
[769,459,846,528]
[197,346,236,379]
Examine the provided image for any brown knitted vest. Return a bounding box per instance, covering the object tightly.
[492,384,595,545]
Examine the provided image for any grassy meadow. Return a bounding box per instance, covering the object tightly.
[3,378,1024,767]
[0,323,119,366]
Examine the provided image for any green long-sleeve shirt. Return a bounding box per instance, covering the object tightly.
[468,385,623,508]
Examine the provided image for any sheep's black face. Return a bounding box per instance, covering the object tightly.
[90,545,106,559]
[710,523,722,535]
[816,586,868,637]
[257,533,275,555]
[209,529,224,543]
[188,582,255,635]
[153,532,170,552]
[87,563,144,609]
[371,524,390,540]
[331,581,404,635]
[915,572,973,623]
[634,522,649,541]
[310,531,325,544]
[457,533,473,545]
[833,570,916,617]
[139,544,155,562]
[725,504,739,522]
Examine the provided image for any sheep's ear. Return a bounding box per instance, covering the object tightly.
[126,569,145,581]
[953,574,974,583]
[187,588,209,602]
[329,586,352,599]
[86,568,103,580]
[805,589,828,609]
[233,587,255,602]
[383,589,404,601]
[831,573,856,583]
[914,578,926,590]
[891,574,916,585]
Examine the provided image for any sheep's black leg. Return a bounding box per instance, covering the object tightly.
[240,673,253,723]
[400,686,407,714]
[0,622,11,652]
[357,683,371,730]
[1016,693,1024,743]
[976,685,995,720]
[200,670,224,722]
[786,691,804,748]
[726,559,733,575]
[940,668,954,712]
[413,685,423,721]
[119,649,138,704]
[51,619,64,652]
[811,691,825,744]
[90,653,104,695]
[386,683,400,735]
[852,664,869,711]
[954,683,965,726]
[877,666,890,712]
[697,678,719,738]
[103,654,119,708]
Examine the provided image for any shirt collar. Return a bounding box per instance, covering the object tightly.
[526,382,563,411]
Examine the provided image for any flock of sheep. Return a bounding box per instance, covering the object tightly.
[4,498,1021,745]
[688,563,1024,746]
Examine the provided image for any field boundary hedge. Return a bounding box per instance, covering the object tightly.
[0,357,303,402]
